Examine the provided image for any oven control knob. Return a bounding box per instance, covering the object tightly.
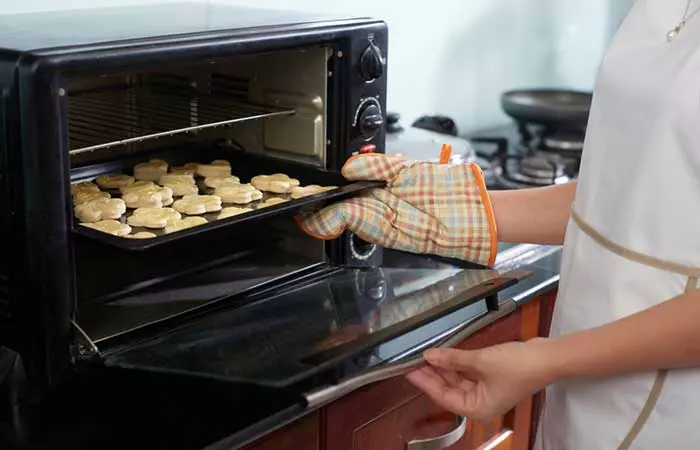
[358,103,384,140]
[359,41,385,81]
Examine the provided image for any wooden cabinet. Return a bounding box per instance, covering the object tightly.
[244,290,556,450]
[241,412,319,450]
[323,294,544,450]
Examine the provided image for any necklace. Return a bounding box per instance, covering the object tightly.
[667,0,700,41]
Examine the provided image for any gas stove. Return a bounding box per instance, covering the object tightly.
[469,123,583,190]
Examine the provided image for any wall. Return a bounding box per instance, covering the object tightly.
[1,0,632,133]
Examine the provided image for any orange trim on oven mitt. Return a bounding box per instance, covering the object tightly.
[297,154,498,266]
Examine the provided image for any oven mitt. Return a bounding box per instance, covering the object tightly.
[296,154,498,266]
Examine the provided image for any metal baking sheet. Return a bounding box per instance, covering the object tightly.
[71,148,384,251]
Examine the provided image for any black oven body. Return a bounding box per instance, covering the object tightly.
[0,5,387,398]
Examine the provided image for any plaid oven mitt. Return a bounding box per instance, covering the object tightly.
[296,154,498,266]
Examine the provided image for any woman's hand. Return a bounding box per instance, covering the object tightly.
[296,154,498,266]
[406,339,554,421]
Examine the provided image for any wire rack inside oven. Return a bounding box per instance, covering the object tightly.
[67,76,296,156]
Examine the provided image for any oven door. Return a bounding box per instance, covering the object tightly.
[97,250,531,389]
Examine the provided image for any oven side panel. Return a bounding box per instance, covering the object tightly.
[0,56,15,348]
[326,22,388,268]
[7,59,75,394]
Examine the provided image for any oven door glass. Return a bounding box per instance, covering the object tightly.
[102,250,529,387]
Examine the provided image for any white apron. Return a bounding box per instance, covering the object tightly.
[534,0,700,448]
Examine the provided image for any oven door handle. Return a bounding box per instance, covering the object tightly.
[303,299,517,409]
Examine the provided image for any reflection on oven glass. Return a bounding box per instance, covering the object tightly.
[107,265,502,386]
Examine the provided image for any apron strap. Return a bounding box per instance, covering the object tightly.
[571,209,700,278]
[571,209,700,449]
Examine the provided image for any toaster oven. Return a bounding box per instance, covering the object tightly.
[0,5,532,449]
[0,3,389,393]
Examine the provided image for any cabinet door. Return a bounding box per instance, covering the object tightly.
[475,430,514,450]
[324,298,543,450]
[243,412,319,450]
[450,307,524,450]
[324,370,465,450]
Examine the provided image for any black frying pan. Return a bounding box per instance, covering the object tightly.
[501,89,592,129]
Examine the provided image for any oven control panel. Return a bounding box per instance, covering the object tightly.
[327,26,387,268]
[354,97,384,141]
[359,39,385,82]
[344,31,387,164]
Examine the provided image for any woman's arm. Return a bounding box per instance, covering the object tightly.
[405,288,700,421]
[543,288,700,382]
[489,181,577,245]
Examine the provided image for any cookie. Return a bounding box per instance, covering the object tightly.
[73,191,110,206]
[80,220,131,237]
[172,195,222,215]
[122,186,174,209]
[290,185,338,200]
[159,174,195,185]
[170,163,199,175]
[134,159,168,181]
[74,198,126,223]
[214,184,263,204]
[217,206,253,220]
[71,181,100,195]
[96,174,135,190]
[251,174,300,194]
[164,217,208,234]
[120,180,156,194]
[125,231,157,239]
[203,175,241,189]
[127,207,182,229]
[159,174,198,196]
[165,182,198,197]
[196,160,231,178]
[256,197,288,209]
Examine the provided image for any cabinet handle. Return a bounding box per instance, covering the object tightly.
[304,300,517,409]
[476,429,513,450]
[406,415,467,450]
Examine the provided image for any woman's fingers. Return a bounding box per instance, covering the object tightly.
[424,348,481,378]
[434,367,476,392]
[406,367,473,415]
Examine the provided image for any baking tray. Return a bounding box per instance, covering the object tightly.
[71,146,384,251]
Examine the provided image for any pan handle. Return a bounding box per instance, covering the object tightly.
[304,299,517,409]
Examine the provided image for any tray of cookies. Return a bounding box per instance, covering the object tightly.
[70,149,384,251]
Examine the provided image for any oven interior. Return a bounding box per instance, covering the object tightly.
[66,45,349,347]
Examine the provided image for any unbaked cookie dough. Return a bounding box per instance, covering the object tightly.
[170,163,199,175]
[120,180,153,193]
[159,173,198,197]
[172,194,222,215]
[122,185,174,209]
[74,198,127,223]
[96,174,135,190]
[125,231,157,239]
[134,159,168,181]
[71,181,100,196]
[127,207,182,229]
[290,185,337,200]
[203,175,241,189]
[73,191,110,206]
[251,174,300,194]
[214,184,263,204]
[217,206,253,220]
[196,160,231,178]
[80,220,132,237]
[164,216,208,234]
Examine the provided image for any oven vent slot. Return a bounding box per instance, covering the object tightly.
[67,78,296,156]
